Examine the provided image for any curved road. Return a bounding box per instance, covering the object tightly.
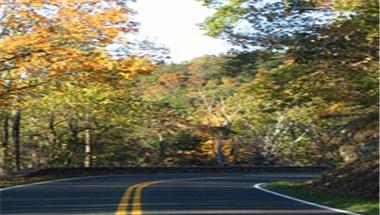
[0,173,354,215]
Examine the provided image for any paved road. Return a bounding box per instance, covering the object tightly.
[0,173,354,215]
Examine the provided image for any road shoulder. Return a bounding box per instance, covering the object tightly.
[255,182,378,215]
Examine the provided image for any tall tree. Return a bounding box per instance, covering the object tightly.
[0,0,158,172]
[12,108,21,171]
[0,111,10,174]
[199,0,338,50]
[0,0,154,103]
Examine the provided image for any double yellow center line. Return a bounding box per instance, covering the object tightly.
[114,177,209,215]
[115,180,163,215]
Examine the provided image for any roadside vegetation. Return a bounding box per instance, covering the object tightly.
[0,174,83,188]
[264,181,379,215]
[0,0,378,202]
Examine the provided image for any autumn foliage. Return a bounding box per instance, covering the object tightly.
[0,0,154,101]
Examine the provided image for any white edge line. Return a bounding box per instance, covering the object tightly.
[0,175,231,192]
[253,183,362,215]
[0,175,123,192]
[0,175,231,193]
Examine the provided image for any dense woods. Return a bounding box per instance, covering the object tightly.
[0,0,378,198]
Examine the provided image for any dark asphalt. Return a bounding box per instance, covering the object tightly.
[0,173,353,215]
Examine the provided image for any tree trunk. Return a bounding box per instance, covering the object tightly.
[214,134,224,166]
[289,123,297,164]
[158,134,165,158]
[66,117,79,167]
[49,113,58,146]
[12,109,21,171]
[0,112,9,175]
[84,113,91,167]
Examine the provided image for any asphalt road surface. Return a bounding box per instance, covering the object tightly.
[0,172,355,215]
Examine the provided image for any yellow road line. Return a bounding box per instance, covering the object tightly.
[115,183,140,215]
[115,181,163,215]
[116,177,212,215]
[131,181,163,215]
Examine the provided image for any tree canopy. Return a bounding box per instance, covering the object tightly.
[0,0,155,103]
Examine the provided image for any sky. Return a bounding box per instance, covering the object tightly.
[131,0,230,63]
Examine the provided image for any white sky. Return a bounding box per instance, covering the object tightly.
[131,0,230,63]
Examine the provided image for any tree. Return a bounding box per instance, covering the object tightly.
[0,0,155,102]
[199,0,338,50]
[199,0,378,166]
[0,0,159,172]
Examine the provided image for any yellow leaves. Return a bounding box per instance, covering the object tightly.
[118,57,155,76]
[284,58,295,65]
[120,73,133,80]
[95,9,129,25]
[221,77,235,86]
[12,0,44,7]
[331,0,362,11]
[0,0,156,105]
[103,28,119,38]
[106,62,114,70]
[158,73,181,87]
[327,102,345,112]
[200,140,215,155]
[99,52,109,59]
[51,61,68,73]
[201,115,223,127]
[82,61,95,71]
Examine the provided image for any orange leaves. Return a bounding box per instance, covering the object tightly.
[158,73,181,87]
[28,1,44,7]
[115,57,155,80]
[103,28,120,38]
[0,0,154,98]
[200,114,224,127]
[52,3,130,42]
[10,0,45,7]
[0,0,157,106]
[2,0,134,43]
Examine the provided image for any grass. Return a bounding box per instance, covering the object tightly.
[263,181,379,215]
[0,176,59,188]
[0,173,102,189]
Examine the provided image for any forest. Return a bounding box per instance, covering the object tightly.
[0,0,378,196]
